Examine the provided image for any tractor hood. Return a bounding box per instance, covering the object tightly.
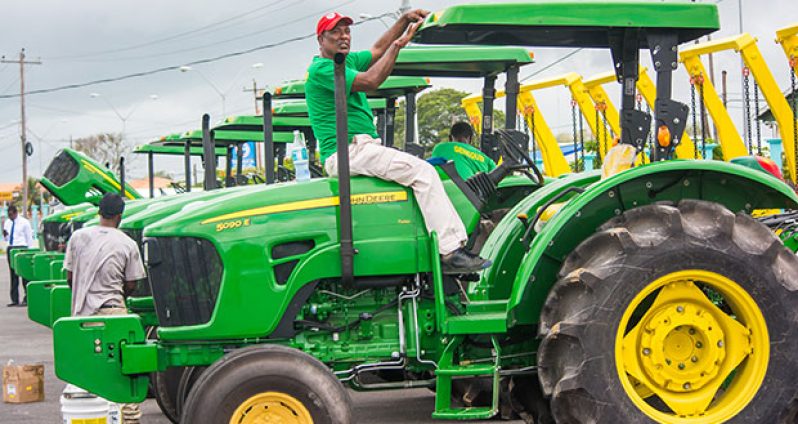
[144,177,413,240]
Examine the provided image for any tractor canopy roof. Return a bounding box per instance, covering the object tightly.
[213,115,311,134]
[272,76,430,100]
[134,138,227,157]
[393,46,534,78]
[180,128,294,144]
[414,1,719,48]
[272,98,388,116]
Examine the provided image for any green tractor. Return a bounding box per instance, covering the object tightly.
[52,2,798,423]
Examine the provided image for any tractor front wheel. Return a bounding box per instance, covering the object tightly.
[180,345,352,424]
[538,200,798,423]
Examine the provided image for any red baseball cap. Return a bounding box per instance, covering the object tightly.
[316,12,353,37]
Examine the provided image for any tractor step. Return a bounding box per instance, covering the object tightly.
[433,336,501,421]
[445,312,507,335]
[464,299,508,314]
[435,364,495,377]
[432,406,497,420]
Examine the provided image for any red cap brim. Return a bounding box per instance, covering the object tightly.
[318,15,353,36]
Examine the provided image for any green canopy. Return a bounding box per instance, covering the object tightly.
[393,46,534,78]
[274,79,306,99]
[272,98,388,117]
[272,76,430,100]
[415,2,719,48]
[134,143,227,156]
[213,115,312,133]
[180,129,294,143]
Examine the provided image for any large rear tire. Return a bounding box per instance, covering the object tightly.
[180,344,352,424]
[538,200,798,423]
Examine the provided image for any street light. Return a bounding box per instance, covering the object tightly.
[89,93,158,138]
[179,65,226,116]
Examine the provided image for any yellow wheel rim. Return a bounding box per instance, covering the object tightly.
[615,270,769,423]
[230,391,313,424]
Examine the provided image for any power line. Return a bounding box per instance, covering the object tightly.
[520,48,584,82]
[0,10,389,100]
[49,0,298,61]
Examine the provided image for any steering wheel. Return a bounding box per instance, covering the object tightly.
[498,131,545,186]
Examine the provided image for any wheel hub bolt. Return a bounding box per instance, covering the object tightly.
[676,305,684,313]
[689,328,696,335]
[666,359,672,365]
[691,356,698,363]
[642,348,651,356]
[683,382,691,390]
[678,363,685,370]
[696,341,703,348]
[717,340,724,348]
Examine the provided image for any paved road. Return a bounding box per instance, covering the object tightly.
[0,254,519,423]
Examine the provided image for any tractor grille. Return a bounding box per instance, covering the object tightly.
[146,237,223,327]
[42,221,68,251]
[44,151,80,187]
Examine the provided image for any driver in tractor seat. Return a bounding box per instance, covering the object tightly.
[430,121,497,180]
[305,11,492,274]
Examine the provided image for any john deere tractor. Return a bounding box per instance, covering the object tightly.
[52,2,798,423]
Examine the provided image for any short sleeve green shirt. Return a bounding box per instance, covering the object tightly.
[431,142,497,180]
[305,50,379,164]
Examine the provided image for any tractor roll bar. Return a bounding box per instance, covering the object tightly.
[334,53,355,287]
[183,134,192,192]
[201,114,218,190]
[119,156,125,198]
[262,92,275,184]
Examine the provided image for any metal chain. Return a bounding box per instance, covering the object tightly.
[571,99,579,172]
[743,67,752,154]
[530,108,537,161]
[691,79,699,159]
[754,79,762,155]
[698,75,708,158]
[791,60,797,184]
[578,104,585,171]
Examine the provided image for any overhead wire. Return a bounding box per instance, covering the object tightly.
[0,10,391,100]
[48,0,297,60]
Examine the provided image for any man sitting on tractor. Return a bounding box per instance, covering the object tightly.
[431,121,497,180]
[305,12,491,274]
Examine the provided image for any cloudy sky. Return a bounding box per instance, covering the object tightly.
[0,0,796,185]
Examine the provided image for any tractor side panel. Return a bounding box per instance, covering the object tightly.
[504,161,798,327]
[472,172,601,301]
[156,178,430,341]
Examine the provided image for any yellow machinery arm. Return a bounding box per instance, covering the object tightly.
[583,69,700,159]
[461,90,571,177]
[518,73,611,158]
[680,33,797,183]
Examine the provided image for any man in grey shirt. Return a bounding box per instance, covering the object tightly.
[64,193,146,423]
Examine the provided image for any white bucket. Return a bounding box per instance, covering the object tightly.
[60,384,120,424]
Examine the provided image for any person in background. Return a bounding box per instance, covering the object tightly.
[430,121,497,180]
[3,205,34,307]
[64,193,145,424]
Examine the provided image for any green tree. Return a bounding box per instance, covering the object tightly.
[393,88,505,153]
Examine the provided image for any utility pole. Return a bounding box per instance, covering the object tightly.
[400,0,410,13]
[243,80,265,169]
[1,49,42,217]
[243,80,263,115]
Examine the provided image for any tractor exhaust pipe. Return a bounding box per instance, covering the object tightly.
[334,52,355,287]
[202,113,218,190]
[262,92,274,184]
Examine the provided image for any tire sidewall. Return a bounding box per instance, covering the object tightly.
[577,234,798,423]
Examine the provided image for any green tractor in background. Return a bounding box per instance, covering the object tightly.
[50,2,798,423]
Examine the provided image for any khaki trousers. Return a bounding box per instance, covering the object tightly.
[325,135,467,254]
[92,307,141,424]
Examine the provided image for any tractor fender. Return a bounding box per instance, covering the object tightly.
[503,160,798,328]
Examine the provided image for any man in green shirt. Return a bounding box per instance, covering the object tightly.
[431,121,497,180]
[305,12,490,274]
